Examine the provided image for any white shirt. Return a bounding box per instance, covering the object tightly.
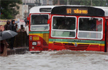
[25,25,29,35]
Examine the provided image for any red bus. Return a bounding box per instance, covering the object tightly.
[48,6,108,52]
[27,6,55,51]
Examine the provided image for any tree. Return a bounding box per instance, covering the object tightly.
[0,0,22,19]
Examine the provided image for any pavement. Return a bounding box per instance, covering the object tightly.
[7,47,29,55]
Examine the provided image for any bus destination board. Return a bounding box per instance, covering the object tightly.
[67,8,88,14]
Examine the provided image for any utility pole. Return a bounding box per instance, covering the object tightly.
[57,0,60,5]
[67,0,69,5]
[91,0,92,6]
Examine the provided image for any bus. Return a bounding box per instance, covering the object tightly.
[48,6,108,52]
[27,6,55,51]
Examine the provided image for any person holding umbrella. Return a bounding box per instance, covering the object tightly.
[0,30,17,56]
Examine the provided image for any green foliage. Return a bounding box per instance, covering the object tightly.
[0,0,22,19]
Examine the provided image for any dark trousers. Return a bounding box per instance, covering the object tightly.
[10,37,15,49]
[26,36,29,47]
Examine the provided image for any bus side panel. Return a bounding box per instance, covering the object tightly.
[49,42,66,50]
[107,20,108,52]
[48,15,105,52]
[48,38,105,52]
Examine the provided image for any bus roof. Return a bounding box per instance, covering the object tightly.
[94,6,108,16]
[30,6,55,13]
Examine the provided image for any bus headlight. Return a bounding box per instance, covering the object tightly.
[32,46,34,49]
[32,42,37,45]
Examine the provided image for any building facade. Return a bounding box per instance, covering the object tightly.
[40,0,53,5]
[15,0,53,19]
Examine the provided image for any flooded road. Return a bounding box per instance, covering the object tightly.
[0,50,108,70]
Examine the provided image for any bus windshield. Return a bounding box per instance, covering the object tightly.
[31,15,48,25]
[78,17,103,40]
[52,16,76,38]
[31,14,49,31]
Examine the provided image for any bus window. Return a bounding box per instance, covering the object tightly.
[52,16,76,38]
[31,15,48,25]
[78,17,103,40]
[53,17,75,30]
[31,14,49,31]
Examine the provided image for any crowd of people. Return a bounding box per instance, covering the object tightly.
[0,19,29,56]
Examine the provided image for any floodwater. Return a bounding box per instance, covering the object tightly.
[0,50,108,70]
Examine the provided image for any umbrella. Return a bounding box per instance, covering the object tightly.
[0,30,18,41]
